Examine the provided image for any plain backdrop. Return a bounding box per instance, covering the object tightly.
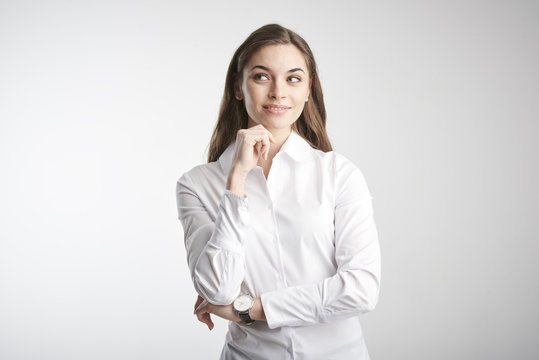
[1,0,538,359]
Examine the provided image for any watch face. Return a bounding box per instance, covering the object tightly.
[234,294,253,312]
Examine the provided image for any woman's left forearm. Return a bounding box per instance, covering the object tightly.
[251,297,266,321]
[194,295,266,330]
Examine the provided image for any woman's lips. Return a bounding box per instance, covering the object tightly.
[262,105,291,114]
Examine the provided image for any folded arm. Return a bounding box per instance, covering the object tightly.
[261,158,381,329]
[177,173,249,305]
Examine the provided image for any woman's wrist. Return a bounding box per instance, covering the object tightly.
[251,297,266,322]
[226,167,248,197]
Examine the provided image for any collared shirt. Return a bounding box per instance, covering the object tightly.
[176,130,381,360]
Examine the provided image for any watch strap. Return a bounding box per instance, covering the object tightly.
[239,311,255,325]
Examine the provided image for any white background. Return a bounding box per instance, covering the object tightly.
[1,0,538,359]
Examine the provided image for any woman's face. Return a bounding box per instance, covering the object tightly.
[238,44,311,132]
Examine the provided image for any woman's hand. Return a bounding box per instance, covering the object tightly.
[230,124,276,176]
[194,295,215,330]
[226,124,275,196]
[194,295,241,331]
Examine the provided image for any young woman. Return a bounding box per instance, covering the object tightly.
[176,24,381,360]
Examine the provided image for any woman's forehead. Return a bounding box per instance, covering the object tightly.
[245,44,308,73]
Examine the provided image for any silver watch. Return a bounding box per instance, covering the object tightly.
[233,294,255,325]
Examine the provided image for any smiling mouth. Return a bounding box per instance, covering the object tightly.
[263,105,291,114]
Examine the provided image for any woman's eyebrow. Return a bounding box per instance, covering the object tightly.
[288,67,305,73]
[250,65,305,73]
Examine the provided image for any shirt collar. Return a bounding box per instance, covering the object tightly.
[218,130,312,174]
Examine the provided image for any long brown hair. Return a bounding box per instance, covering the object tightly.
[207,24,332,163]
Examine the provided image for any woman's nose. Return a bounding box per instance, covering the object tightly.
[268,80,285,99]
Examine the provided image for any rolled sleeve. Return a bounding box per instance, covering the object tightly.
[176,174,250,305]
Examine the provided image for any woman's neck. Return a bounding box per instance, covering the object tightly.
[268,127,292,156]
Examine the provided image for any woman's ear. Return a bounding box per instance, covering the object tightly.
[234,80,243,100]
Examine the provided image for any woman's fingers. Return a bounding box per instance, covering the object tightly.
[194,298,214,331]
[256,140,262,158]
[194,295,204,313]
[231,125,278,175]
[268,131,276,144]
[262,135,271,159]
[203,313,214,330]
[249,131,273,161]
[260,141,267,160]
[251,124,276,143]
[251,125,276,141]
[251,130,271,161]
[195,299,209,313]
[194,295,206,314]
[196,309,214,330]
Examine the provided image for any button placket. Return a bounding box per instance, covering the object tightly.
[258,159,288,288]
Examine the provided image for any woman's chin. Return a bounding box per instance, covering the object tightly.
[254,117,296,131]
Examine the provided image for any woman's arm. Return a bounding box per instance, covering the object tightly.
[176,125,275,306]
[177,174,249,305]
[193,294,266,330]
[260,155,381,329]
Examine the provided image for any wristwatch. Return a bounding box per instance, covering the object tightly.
[233,294,255,325]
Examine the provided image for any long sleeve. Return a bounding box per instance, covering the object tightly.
[260,157,381,329]
[176,172,249,305]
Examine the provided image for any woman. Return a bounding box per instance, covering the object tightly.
[176,24,381,360]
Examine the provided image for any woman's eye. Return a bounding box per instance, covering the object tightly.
[254,74,269,81]
[288,76,301,83]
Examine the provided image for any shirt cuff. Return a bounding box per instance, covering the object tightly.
[206,190,250,253]
[261,284,323,329]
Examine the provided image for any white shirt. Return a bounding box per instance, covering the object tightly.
[176,130,381,360]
